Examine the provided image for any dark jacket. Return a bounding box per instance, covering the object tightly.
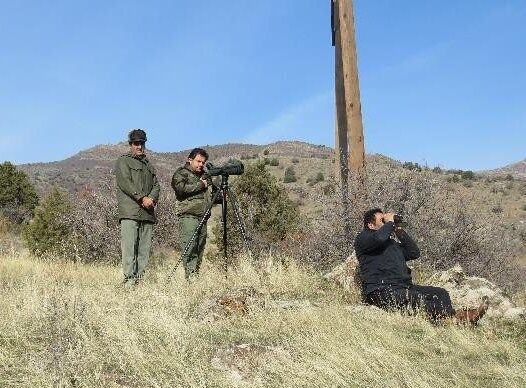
[171,163,218,217]
[354,222,420,295]
[115,153,160,222]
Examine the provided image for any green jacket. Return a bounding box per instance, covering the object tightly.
[171,163,218,217]
[115,153,160,222]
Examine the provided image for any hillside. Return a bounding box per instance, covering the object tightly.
[0,251,525,387]
[484,158,526,180]
[17,141,526,226]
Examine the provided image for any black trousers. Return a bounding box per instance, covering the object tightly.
[365,285,455,321]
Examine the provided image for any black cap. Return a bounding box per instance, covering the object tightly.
[128,129,147,143]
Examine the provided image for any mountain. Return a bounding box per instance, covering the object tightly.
[484,159,526,180]
[17,141,335,195]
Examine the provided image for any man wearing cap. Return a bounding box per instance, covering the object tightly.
[115,129,160,287]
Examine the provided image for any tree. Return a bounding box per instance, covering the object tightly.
[23,187,72,256]
[0,162,39,223]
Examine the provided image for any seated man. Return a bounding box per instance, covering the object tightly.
[354,208,488,324]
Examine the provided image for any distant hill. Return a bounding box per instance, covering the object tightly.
[16,141,336,195]
[16,141,526,227]
[484,159,526,180]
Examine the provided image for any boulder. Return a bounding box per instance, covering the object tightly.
[324,252,361,294]
[428,264,525,321]
[211,343,290,383]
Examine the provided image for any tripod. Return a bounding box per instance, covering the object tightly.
[168,174,252,280]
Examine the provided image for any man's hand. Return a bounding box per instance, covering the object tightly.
[383,212,395,223]
[141,197,155,209]
[200,178,208,188]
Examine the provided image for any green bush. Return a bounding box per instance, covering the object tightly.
[402,162,422,172]
[269,158,279,166]
[0,162,39,224]
[23,187,72,256]
[460,170,475,180]
[263,149,269,155]
[307,172,324,186]
[283,166,297,183]
[210,161,299,259]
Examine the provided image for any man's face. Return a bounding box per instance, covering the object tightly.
[130,141,146,157]
[368,212,385,230]
[189,154,207,172]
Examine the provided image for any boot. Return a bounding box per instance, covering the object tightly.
[454,296,490,325]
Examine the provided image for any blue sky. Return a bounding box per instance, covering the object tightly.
[0,0,524,170]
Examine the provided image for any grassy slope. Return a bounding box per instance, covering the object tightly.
[0,252,525,388]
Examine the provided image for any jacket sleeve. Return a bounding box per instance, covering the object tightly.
[148,171,160,203]
[171,170,205,198]
[396,229,421,261]
[355,222,395,254]
[116,158,144,202]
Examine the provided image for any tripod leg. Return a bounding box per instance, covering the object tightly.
[227,187,254,261]
[221,181,228,273]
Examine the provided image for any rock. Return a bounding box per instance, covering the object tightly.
[428,264,526,321]
[194,287,260,323]
[211,343,290,383]
[324,252,361,294]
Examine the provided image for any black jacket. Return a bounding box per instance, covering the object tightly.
[354,222,420,295]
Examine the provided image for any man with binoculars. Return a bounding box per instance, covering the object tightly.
[354,208,488,324]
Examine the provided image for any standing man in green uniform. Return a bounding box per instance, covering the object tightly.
[115,129,160,286]
[171,148,217,279]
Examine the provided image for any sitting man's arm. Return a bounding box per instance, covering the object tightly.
[355,222,395,254]
[396,228,421,260]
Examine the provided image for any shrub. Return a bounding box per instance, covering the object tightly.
[283,166,297,183]
[23,187,72,256]
[291,158,300,164]
[307,172,325,186]
[402,162,422,172]
[460,170,475,180]
[263,149,269,156]
[210,161,299,260]
[62,186,120,263]
[491,205,503,214]
[0,162,39,224]
[269,158,279,166]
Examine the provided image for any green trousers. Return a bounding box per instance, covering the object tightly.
[120,219,153,282]
[179,215,207,279]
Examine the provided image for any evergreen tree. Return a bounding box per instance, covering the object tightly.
[0,162,39,223]
[23,187,72,256]
[211,161,298,259]
[283,166,297,183]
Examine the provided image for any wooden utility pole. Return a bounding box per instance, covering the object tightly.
[332,0,366,198]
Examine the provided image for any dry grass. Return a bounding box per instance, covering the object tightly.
[0,250,525,388]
